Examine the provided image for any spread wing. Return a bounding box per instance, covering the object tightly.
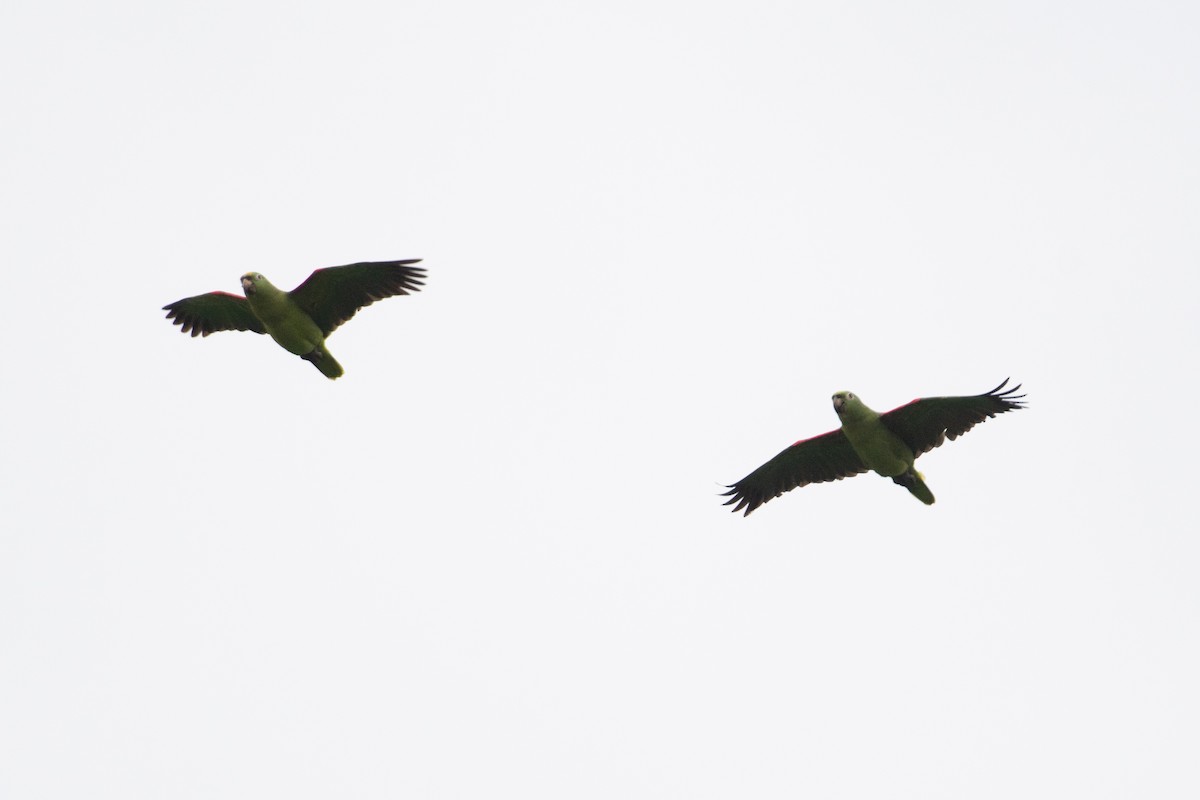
[879,379,1026,457]
[288,259,426,338]
[163,291,266,337]
[722,429,869,516]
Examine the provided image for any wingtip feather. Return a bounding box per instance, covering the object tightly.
[720,486,757,516]
[983,377,1028,408]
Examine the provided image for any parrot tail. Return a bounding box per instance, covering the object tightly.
[302,347,344,379]
[893,469,935,505]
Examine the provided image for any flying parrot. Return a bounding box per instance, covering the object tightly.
[163,259,425,379]
[722,379,1026,514]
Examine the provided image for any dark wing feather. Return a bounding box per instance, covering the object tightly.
[722,429,869,516]
[163,291,266,337]
[288,259,426,338]
[879,379,1027,457]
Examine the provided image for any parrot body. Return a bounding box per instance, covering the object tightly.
[164,259,425,379]
[240,272,343,378]
[722,380,1025,515]
[834,391,934,504]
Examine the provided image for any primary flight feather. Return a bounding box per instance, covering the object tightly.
[163,259,425,379]
[722,379,1026,515]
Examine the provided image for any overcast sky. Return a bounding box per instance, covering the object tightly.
[2,1,1198,797]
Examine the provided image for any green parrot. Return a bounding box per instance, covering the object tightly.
[722,379,1026,514]
[163,259,425,379]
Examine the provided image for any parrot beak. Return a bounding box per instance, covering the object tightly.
[832,395,844,413]
[241,275,256,295]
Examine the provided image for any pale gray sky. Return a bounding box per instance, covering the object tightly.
[2,1,1198,797]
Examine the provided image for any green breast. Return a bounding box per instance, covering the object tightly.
[247,293,325,355]
[841,418,915,477]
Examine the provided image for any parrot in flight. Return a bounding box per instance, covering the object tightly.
[722,379,1026,514]
[163,259,425,379]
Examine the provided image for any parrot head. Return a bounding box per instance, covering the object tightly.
[832,391,855,413]
[240,272,271,297]
[832,391,871,422]
[832,391,878,426]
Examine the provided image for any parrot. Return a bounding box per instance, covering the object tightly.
[722,379,1026,514]
[163,259,425,379]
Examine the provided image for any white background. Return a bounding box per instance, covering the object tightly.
[2,1,1198,797]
